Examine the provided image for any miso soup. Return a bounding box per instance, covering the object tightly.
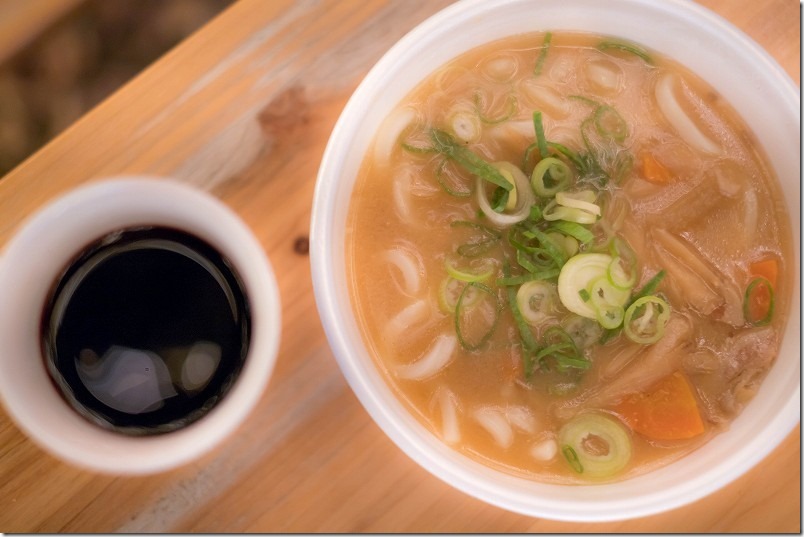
[346,32,792,483]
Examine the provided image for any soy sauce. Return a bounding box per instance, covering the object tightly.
[41,227,250,435]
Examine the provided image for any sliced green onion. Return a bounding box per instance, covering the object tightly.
[525,205,541,223]
[558,413,632,478]
[523,227,568,267]
[476,163,534,227]
[550,221,595,245]
[495,268,560,287]
[451,220,501,257]
[474,92,518,125]
[562,445,584,474]
[556,190,601,216]
[532,157,572,196]
[561,314,604,349]
[569,94,601,107]
[516,249,551,274]
[537,326,589,372]
[594,105,628,142]
[430,129,513,191]
[493,162,524,211]
[436,159,473,198]
[557,253,612,319]
[607,256,637,290]
[455,282,501,351]
[599,269,666,343]
[490,186,510,212]
[578,288,591,302]
[552,232,579,257]
[534,31,553,76]
[456,239,497,258]
[438,276,480,313]
[623,295,670,344]
[542,201,599,224]
[522,141,541,174]
[535,342,579,364]
[589,275,630,310]
[516,280,558,326]
[597,40,654,65]
[578,117,609,185]
[547,141,585,171]
[629,270,666,304]
[445,255,494,283]
[595,303,625,330]
[743,276,775,326]
[504,262,540,377]
[533,111,550,159]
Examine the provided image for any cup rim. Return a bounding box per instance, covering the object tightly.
[311,0,800,521]
[0,177,282,474]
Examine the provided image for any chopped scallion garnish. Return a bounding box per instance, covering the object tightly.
[534,32,553,76]
[454,282,501,351]
[597,40,654,65]
[429,129,513,191]
[743,276,775,326]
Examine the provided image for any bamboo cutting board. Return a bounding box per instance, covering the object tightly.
[0,0,799,532]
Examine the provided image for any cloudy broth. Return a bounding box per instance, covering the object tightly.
[346,32,791,483]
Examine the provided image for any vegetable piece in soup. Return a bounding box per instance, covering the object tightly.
[346,32,792,483]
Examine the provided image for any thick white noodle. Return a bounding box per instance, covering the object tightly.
[505,405,537,434]
[392,168,413,221]
[741,188,759,243]
[530,437,558,461]
[436,388,461,444]
[655,74,720,155]
[472,406,514,448]
[374,106,416,162]
[386,300,429,340]
[396,334,457,380]
[383,248,423,295]
[520,80,571,118]
[585,60,621,92]
[482,54,518,82]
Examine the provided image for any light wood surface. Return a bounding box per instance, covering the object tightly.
[0,0,799,532]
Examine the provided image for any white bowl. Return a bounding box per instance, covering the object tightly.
[310,0,800,521]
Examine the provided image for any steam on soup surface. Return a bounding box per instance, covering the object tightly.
[346,32,791,483]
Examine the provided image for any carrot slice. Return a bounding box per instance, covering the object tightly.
[747,259,778,324]
[613,371,705,440]
[640,152,672,184]
[749,258,778,288]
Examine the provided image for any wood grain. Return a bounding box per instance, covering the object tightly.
[0,0,799,532]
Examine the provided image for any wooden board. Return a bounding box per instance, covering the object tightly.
[0,0,799,532]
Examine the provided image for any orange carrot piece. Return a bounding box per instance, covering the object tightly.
[613,371,705,441]
[747,258,778,324]
[749,258,778,288]
[641,152,672,184]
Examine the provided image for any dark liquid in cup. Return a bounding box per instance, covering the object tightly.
[41,227,251,435]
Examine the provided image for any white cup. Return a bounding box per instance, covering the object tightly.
[0,177,281,474]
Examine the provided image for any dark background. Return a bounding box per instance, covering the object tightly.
[0,0,234,176]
